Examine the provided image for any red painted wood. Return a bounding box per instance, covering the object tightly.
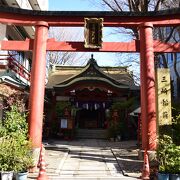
[47,40,139,52]
[153,40,180,53]
[0,39,34,51]
[139,25,147,150]
[28,22,48,148]
[1,39,180,52]
[139,23,157,151]
[0,11,179,27]
[55,81,125,97]
[9,61,30,81]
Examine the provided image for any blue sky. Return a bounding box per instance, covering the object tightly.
[48,0,134,67]
[49,0,101,11]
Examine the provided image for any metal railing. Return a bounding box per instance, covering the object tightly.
[0,54,30,81]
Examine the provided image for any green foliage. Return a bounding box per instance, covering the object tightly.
[108,122,117,138]
[71,106,80,117]
[159,104,180,145]
[157,135,180,173]
[111,97,135,110]
[51,121,59,136]
[108,121,125,139]
[0,105,33,172]
[172,111,180,145]
[109,98,133,140]
[166,144,180,174]
[172,103,180,118]
[56,101,71,117]
[0,105,28,139]
[0,137,33,172]
[116,120,126,135]
[159,125,172,139]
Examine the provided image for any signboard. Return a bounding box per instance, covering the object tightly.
[156,68,172,125]
[60,118,68,129]
[84,18,103,49]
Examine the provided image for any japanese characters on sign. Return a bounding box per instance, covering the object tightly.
[156,69,172,125]
[84,18,103,49]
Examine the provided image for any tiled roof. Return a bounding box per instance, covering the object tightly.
[46,58,137,90]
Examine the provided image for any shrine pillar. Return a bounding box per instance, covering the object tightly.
[28,21,48,148]
[139,22,157,150]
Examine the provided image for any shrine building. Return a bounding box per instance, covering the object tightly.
[45,56,139,139]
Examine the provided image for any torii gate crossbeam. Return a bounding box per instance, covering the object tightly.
[0,7,179,27]
[0,39,180,52]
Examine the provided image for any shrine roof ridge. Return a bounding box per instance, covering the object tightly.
[0,6,180,17]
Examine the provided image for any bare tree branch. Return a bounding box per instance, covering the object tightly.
[102,0,118,11]
[90,0,180,86]
[114,0,123,11]
[47,27,88,65]
[160,53,168,68]
[154,0,163,11]
[165,27,176,43]
[128,0,133,11]
[173,53,180,79]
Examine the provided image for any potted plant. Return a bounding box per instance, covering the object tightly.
[157,135,172,180]
[157,135,180,180]
[14,141,33,180]
[0,137,33,180]
[0,137,14,180]
[0,105,33,180]
[156,105,180,180]
[166,144,180,180]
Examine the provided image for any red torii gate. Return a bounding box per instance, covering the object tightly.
[0,7,180,152]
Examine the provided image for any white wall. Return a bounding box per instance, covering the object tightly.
[28,0,48,10]
[16,0,32,9]
[0,24,6,41]
[4,0,48,10]
[0,24,8,65]
[36,0,48,10]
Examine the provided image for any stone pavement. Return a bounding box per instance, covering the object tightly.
[28,139,143,180]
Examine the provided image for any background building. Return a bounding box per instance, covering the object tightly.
[0,0,48,119]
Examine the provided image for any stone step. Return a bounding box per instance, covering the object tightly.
[76,129,108,139]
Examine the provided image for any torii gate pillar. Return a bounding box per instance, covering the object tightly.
[28,21,48,148]
[139,22,157,150]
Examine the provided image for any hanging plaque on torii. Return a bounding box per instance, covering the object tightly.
[84,18,103,49]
